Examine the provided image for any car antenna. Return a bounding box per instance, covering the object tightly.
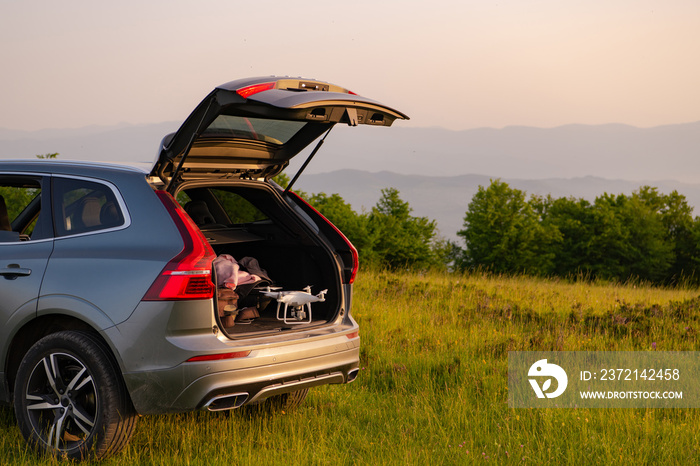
[285,125,333,194]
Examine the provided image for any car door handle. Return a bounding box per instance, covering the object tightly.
[0,264,32,279]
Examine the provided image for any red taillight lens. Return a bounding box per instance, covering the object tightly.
[143,191,216,301]
[186,351,251,362]
[288,191,359,284]
[236,82,275,99]
[346,331,359,339]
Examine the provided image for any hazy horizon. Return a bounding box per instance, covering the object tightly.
[2,120,699,183]
[1,119,700,134]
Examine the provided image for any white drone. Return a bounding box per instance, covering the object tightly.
[261,286,327,324]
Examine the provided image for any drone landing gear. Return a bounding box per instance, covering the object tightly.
[276,302,312,324]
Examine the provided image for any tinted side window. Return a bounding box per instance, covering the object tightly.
[211,189,267,224]
[0,176,45,242]
[52,177,125,236]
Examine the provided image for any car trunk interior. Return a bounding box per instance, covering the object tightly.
[176,182,340,338]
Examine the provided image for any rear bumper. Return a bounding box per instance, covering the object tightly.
[110,301,360,415]
[123,344,359,414]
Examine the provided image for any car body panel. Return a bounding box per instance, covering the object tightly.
[0,297,45,403]
[0,240,53,319]
[38,232,179,327]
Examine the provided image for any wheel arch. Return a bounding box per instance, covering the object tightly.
[12,327,138,460]
[5,314,121,402]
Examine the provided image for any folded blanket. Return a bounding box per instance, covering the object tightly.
[213,254,261,289]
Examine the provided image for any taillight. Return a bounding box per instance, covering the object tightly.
[288,191,359,284]
[346,331,359,339]
[143,191,216,301]
[236,82,275,99]
[186,351,251,362]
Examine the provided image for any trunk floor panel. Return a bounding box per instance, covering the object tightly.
[223,316,329,336]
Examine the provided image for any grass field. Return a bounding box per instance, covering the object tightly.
[3,269,700,464]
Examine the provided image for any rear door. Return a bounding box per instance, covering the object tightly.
[152,76,409,187]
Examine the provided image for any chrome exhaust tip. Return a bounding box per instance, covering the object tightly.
[346,368,360,383]
[202,392,249,411]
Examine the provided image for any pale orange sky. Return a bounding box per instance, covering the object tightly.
[1,0,698,131]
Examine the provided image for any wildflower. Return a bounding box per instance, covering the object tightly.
[652,342,657,349]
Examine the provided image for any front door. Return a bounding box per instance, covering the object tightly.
[0,173,53,335]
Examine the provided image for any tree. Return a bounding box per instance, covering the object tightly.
[307,192,372,256]
[636,186,696,282]
[366,187,438,269]
[569,190,674,283]
[304,188,443,270]
[538,195,595,277]
[458,180,559,275]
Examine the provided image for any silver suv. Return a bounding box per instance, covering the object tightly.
[0,77,407,460]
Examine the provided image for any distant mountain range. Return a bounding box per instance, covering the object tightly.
[286,122,700,183]
[0,122,181,165]
[1,120,698,240]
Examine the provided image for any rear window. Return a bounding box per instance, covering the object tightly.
[211,189,268,224]
[52,177,126,236]
[201,115,306,145]
[178,187,268,227]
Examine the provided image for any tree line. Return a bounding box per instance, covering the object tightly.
[455,180,700,284]
[294,177,700,285]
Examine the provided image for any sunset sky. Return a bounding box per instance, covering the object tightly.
[1,0,698,131]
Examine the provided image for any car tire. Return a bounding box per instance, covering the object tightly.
[13,331,138,461]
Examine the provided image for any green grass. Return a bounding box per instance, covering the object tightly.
[3,269,700,464]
